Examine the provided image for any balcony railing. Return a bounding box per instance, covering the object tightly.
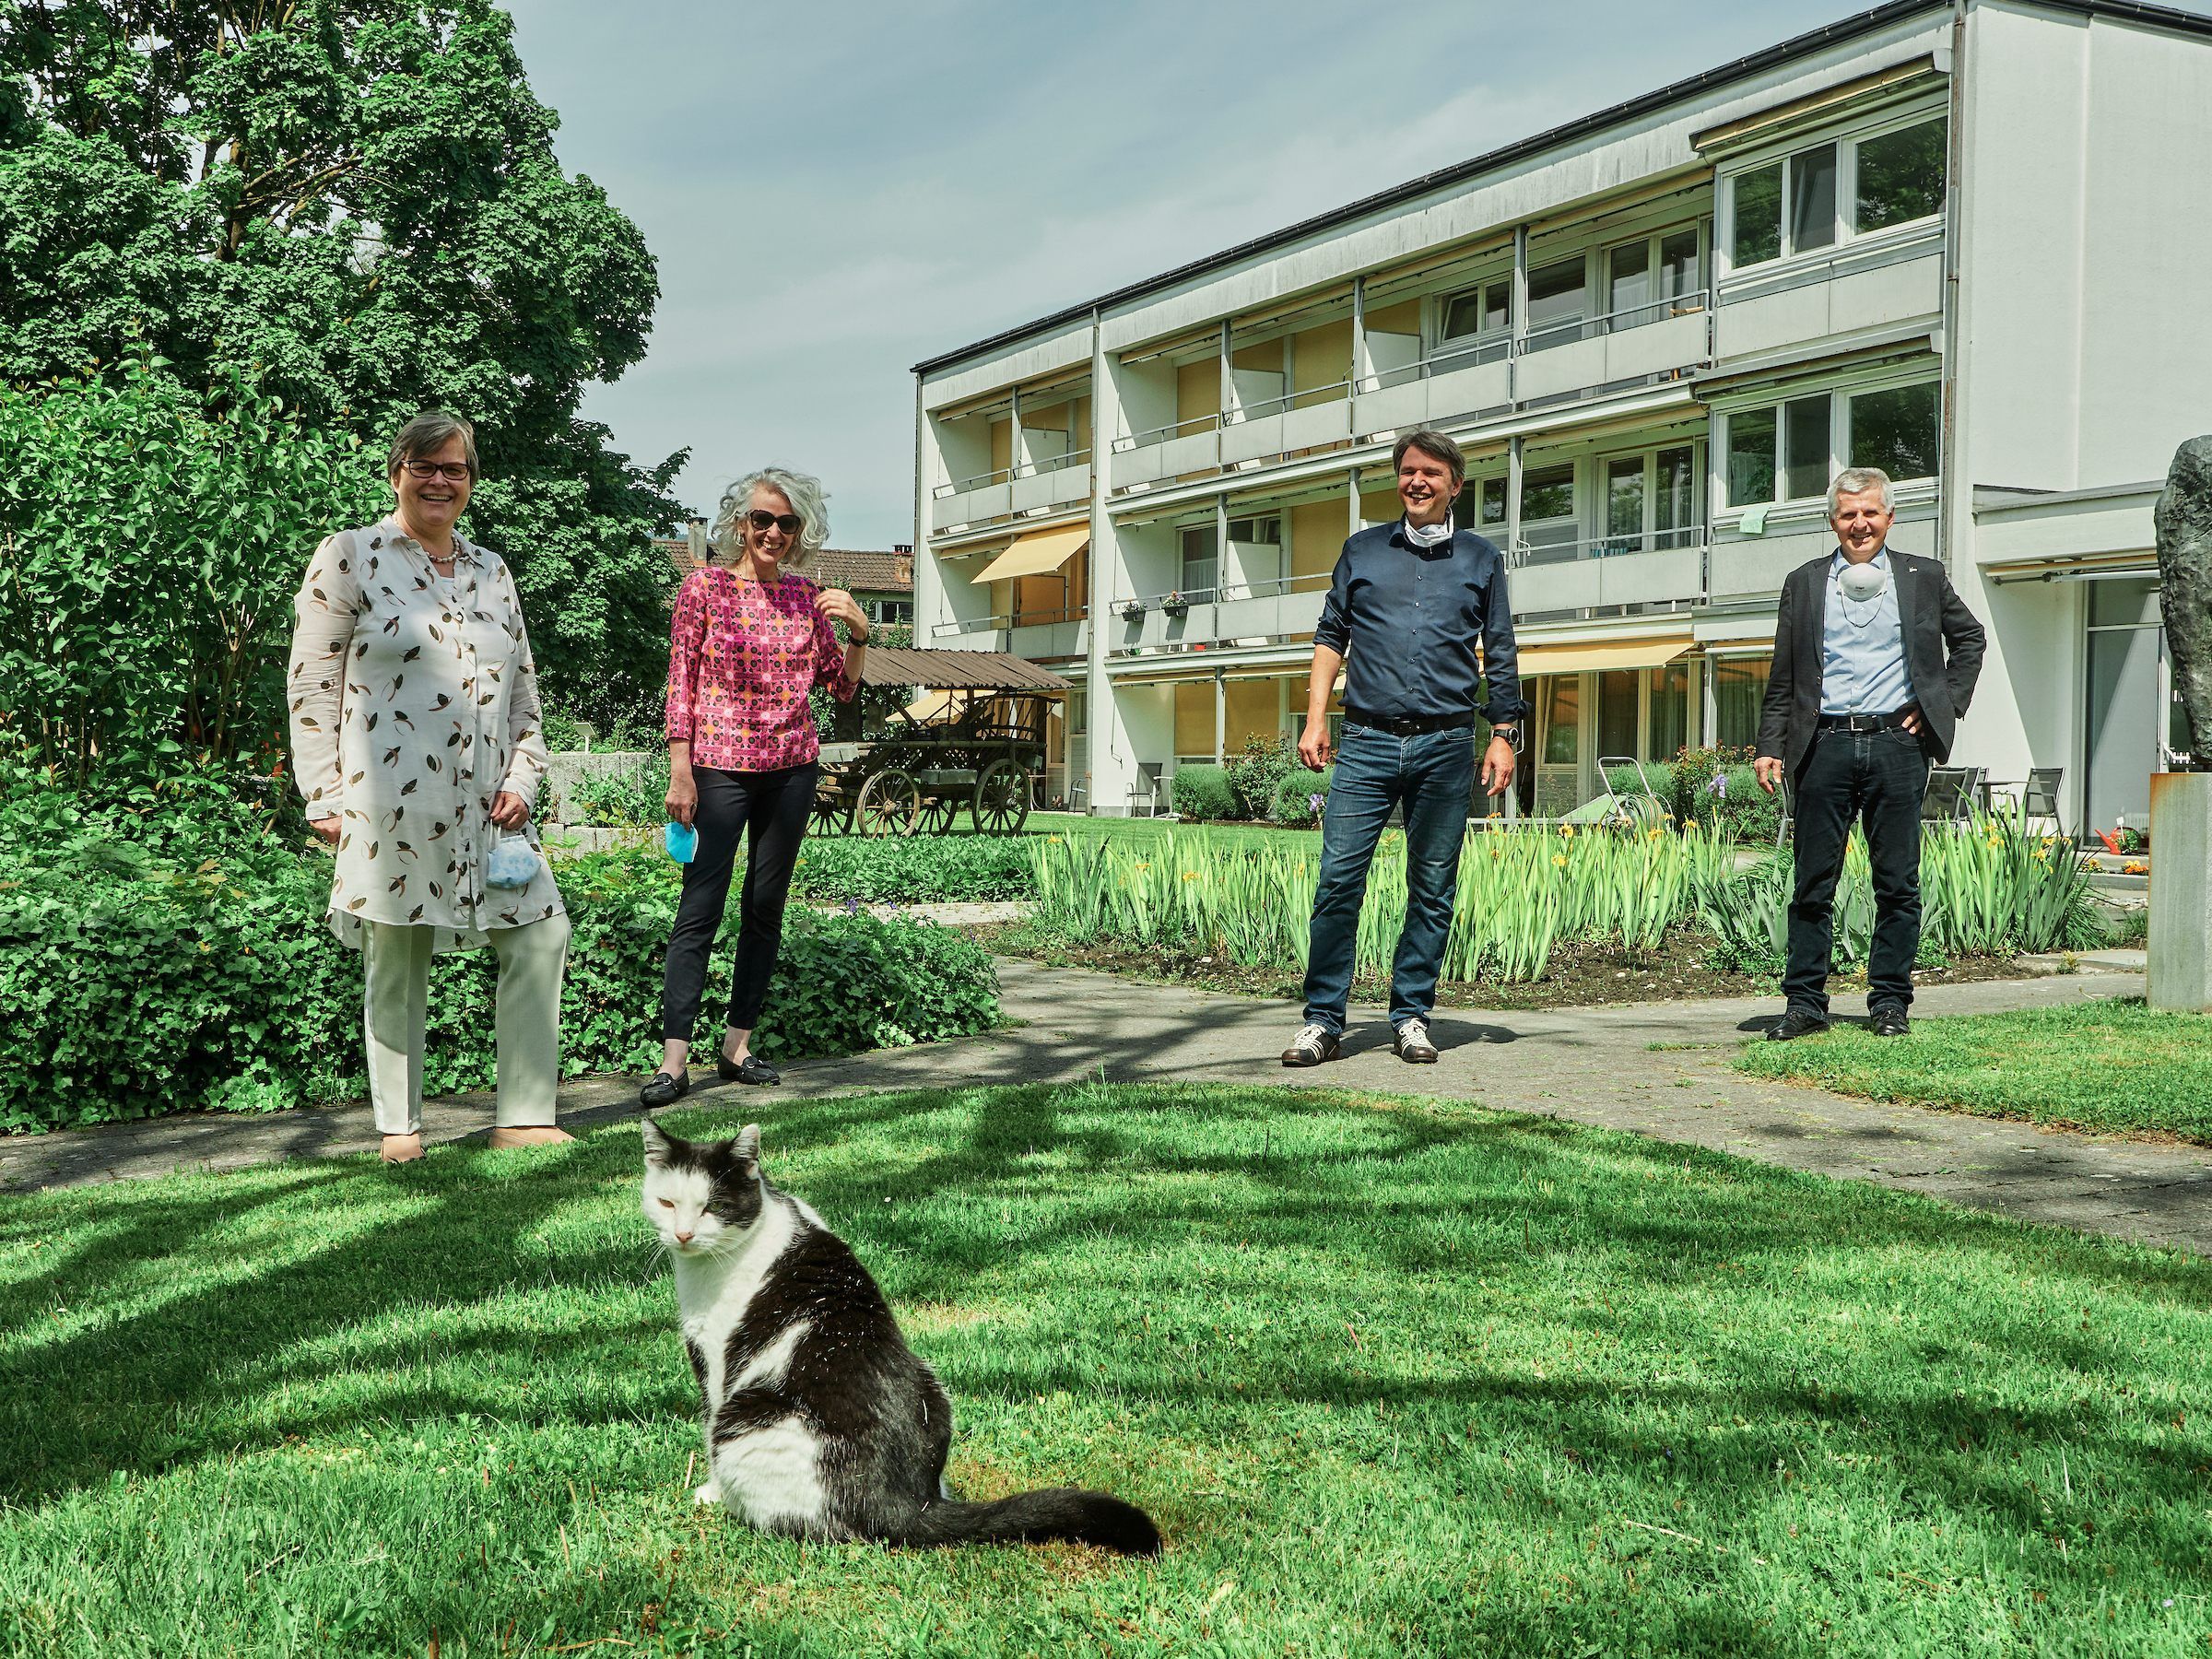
[1504,527,1707,614]
[931,447,1094,532]
[1106,574,1331,656]
[931,606,1088,659]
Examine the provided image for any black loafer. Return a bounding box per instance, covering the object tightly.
[1766,1007,1832,1041]
[1868,1005,1912,1037]
[639,1069,688,1109]
[717,1052,780,1087]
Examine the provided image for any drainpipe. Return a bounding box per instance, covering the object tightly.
[1086,310,1112,814]
[1935,0,1968,571]
[1510,222,1530,407]
[1506,434,1525,560]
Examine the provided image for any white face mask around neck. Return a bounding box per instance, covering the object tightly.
[1404,515,1453,549]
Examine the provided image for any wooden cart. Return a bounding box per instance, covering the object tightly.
[811,648,1069,837]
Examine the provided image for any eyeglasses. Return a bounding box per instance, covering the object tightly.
[401,460,473,483]
[747,510,804,535]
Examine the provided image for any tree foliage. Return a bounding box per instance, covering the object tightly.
[0,0,685,723]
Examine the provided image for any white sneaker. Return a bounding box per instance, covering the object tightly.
[1394,1018,1438,1063]
[1280,1022,1342,1067]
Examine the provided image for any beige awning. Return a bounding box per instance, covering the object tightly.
[974,524,1088,583]
[1514,636,1694,676]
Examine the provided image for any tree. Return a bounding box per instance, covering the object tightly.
[0,0,686,723]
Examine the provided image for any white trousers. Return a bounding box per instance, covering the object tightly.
[361,914,571,1135]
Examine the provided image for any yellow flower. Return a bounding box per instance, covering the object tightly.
[1552,853,1568,868]
[1559,824,1575,839]
[1182,870,1199,881]
[1048,834,1064,843]
[1489,848,1503,860]
[1645,825,1664,841]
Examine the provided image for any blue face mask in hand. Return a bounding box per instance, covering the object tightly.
[486,831,541,890]
[664,820,698,865]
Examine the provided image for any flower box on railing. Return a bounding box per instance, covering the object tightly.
[1118,599,1147,623]
[1162,594,1190,620]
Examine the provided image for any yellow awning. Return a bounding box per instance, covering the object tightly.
[974,524,1088,584]
[1514,636,1694,676]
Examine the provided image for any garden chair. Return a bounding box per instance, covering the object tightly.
[1922,765,1983,828]
[1988,766,2065,835]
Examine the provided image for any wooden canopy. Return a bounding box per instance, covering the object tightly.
[858,648,1069,692]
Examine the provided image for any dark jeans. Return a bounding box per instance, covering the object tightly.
[1301,722,1477,1034]
[1783,726,1930,1016]
[658,761,818,1041]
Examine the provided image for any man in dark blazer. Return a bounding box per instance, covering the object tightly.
[1755,466,1986,1040]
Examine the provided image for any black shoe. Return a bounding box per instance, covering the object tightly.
[640,1069,688,1109]
[1868,1005,1912,1037]
[1394,1018,1439,1064]
[717,1052,780,1087]
[1280,1023,1342,1067]
[1766,1007,1832,1041]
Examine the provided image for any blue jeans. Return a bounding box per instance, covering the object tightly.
[1301,723,1477,1034]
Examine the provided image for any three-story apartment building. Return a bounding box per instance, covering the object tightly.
[912,0,2212,827]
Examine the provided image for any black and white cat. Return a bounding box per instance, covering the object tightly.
[640,1115,1160,1555]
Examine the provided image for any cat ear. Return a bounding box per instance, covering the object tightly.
[640,1115,676,1162]
[734,1124,761,1165]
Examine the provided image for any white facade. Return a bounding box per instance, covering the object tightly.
[912,0,2212,826]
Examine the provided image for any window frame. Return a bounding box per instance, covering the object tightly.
[1716,371,1944,514]
[1718,101,1948,280]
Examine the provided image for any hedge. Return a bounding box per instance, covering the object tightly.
[1269,765,1335,826]
[790,833,1036,903]
[0,825,1000,1135]
[1171,765,1239,821]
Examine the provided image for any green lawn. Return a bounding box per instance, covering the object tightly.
[5,1084,2210,1657]
[1736,998,2212,1143]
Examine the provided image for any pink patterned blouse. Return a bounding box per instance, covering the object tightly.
[665,567,857,772]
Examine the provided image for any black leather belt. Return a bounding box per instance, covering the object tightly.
[1343,706,1480,736]
[1816,709,1914,733]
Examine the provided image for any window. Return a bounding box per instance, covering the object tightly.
[1726,394,1830,508]
[1603,456,1644,556]
[1847,382,1939,480]
[1178,524,1217,601]
[1729,113,1947,271]
[1650,661,1693,759]
[1713,657,1771,748]
[1658,230,1700,302]
[1606,239,1651,325]
[1787,141,1838,253]
[1226,513,1281,545]
[1654,446,1697,549]
[1524,257,1587,351]
[1519,463,1577,560]
[865,598,914,626]
[1855,116,1947,233]
[1725,407,1778,508]
[1541,675,1581,766]
[1439,278,1512,362]
[1732,162,1783,267]
[1068,689,1088,735]
[1597,671,1640,759]
[1478,476,1508,526]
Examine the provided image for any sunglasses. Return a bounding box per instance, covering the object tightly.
[747,510,803,535]
[400,460,474,482]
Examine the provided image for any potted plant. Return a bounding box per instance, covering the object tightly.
[1118,597,1147,623]
[1162,590,1190,619]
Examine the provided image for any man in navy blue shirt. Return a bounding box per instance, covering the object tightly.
[1283,429,1526,1066]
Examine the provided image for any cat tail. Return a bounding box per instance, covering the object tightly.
[888,1488,1161,1557]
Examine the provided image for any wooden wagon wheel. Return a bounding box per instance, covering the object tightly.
[918,794,960,835]
[810,787,852,837]
[971,758,1030,836]
[856,768,923,837]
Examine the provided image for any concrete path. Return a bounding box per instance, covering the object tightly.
[6,961,2205,1260]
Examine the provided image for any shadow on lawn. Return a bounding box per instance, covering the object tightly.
[5,1082,2210,1563]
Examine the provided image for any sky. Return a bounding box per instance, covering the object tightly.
[498,0,2186,548]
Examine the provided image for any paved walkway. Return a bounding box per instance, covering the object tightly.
[6,962,2205,1258]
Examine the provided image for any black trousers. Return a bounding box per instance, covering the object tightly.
[1783,726,1930,1016]
[658,762,818,1041]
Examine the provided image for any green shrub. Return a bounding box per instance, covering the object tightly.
[1171,765,1238,821]
[564,755,671,828]
[1269,765,1334,826]
[0,801,999,1134]
[790,834,1035,903]
[1226,735,1300,819]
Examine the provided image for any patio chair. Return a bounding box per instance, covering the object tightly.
[1922,765,1984,827]
[2011,766,2065,834]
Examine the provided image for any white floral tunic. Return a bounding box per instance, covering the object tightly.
[286,517,564,952]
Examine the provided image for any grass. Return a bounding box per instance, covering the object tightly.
[4,1083,2210,1657]
[1735,998,2212,1144]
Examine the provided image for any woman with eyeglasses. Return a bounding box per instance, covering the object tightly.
[287,410,571,1162]
[640,467,867,1109]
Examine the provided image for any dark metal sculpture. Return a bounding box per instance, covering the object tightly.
[2153,436,2212,771]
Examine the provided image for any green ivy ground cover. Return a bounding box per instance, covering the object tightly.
[1736,999,2212,1143]
[2,1083,2207,1656]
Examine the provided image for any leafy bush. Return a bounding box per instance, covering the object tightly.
[1171,765,1238,821]
[564,755,672,828]
[0,804,999,1134]
[1226,735,1300,819]
[1269,765,1334,827]
[791,834,1036,903]
[0,359,383,788]
[1679,760,1782,845]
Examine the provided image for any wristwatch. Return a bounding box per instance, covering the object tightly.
[1488,722,1524,754]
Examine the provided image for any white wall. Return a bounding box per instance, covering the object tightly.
[1950,567,2081,809]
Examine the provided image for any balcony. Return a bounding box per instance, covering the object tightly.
[1504,529,1706,613]
[932,450,1092,533]
[1107,576,1329,657]
[1512,291,1713,403]
[1110,415,1220,490]
[930,609,1088,661]
[1713,234,1942,363]
[1221,382,1354,465]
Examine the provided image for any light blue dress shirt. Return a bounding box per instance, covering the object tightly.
[1819,547,1915,715]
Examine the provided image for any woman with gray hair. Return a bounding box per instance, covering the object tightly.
[640,466,868,1109]
[287,410,572,1162]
